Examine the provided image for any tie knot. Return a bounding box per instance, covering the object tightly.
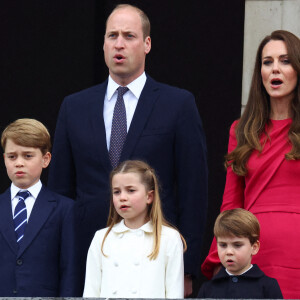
[17,190,31,201]
[118,86,129,97]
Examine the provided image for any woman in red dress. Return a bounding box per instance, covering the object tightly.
[202,30,300,299]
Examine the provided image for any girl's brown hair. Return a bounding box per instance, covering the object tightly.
[102,160,186,260]
[225,30,300,176]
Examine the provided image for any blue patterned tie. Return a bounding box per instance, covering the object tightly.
[109,86,129,168]
[14,190,30,243]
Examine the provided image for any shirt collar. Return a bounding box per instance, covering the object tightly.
[226,264,253,276]
[106,72,147,101]
[213,265,264,281]
[112,219,153,233]
[11,180,42,201]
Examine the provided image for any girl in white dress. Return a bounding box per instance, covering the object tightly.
[83,160,186,298]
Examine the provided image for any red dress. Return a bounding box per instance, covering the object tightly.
[202,119,300,299]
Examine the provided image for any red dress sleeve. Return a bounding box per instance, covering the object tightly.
[201,120,245,278]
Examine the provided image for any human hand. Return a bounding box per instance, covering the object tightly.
[184,274,193,298]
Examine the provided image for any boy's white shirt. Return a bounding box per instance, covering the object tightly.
[83,219,184,298]
[11,180,42,220]
[225,264,253,276]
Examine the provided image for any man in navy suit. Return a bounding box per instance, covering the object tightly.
[48,4,207,296]
[0,119,79,296]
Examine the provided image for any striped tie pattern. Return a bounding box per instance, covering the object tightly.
[14,190,30,243]
[109,86,129,168]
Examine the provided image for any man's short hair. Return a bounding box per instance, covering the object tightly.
[106,4,150,39]
[1,118,51,155]
[214,208,260,245]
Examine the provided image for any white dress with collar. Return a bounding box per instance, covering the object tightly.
[83,220,184,298]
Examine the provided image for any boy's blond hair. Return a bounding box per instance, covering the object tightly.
[214,208,260,245]
[1,118,51,155]
[102,160,186,260]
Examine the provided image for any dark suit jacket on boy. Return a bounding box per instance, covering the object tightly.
[198,264,283,299]
[0,185,80,297]
[48,75,208,281]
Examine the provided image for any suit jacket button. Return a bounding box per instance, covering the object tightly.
[16,259,23,265]
[13,290,18,294]
[232,276,238,283]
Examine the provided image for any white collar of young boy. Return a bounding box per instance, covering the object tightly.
[112,219,153,234]
[226,264,253,276]
[10,180,42,201]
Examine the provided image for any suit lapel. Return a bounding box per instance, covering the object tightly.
[89,80,112,173]
[0,189,18,255]
[18,186,56,257]
[121,76,160,161]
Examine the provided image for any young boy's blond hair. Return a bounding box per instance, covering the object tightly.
[214,208,260,244]
[1,118,51,154]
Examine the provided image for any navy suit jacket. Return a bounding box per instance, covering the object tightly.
[0,185,80,297]
[48,75,208,282]
[197,265,283,299]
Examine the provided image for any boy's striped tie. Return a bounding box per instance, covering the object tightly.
[14,190,30,243]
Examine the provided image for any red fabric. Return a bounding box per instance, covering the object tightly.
[202,119,300,299]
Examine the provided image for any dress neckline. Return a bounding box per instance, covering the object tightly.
[270,118,292,122]
[269,118,292,126]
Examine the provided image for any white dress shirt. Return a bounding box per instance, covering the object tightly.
[11,180,42,220]
[226,264,253,276]
[83,220,184,298]
[103,72,147,150]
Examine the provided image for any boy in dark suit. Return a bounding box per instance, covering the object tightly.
[0,118,79,297]
[198,208,282,299]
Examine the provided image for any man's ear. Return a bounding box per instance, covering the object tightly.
[144,36,151,54]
